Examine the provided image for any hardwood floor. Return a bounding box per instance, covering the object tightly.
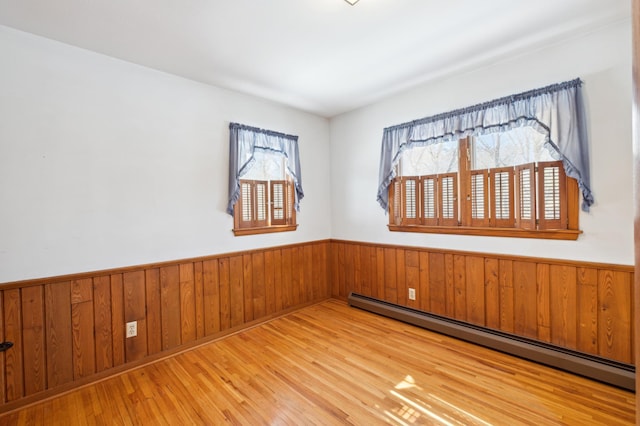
[1,299,634,425]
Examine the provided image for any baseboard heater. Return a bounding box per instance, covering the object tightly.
[347,292,635,391]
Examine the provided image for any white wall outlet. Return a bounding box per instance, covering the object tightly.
[126,321,137,338]
[408,288,416,300]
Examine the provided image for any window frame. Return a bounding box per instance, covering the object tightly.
[388,137,581,240]
[233,178,297,236]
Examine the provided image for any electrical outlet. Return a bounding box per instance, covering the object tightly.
[408,288,416,300]
[126,321,137,338]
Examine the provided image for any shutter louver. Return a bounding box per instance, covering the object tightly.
[402,177,420,225]
[255,182,267,226]
[439,173,458,226]
[515,163,536,229]
[490,167,515,228]
[537,161,567,229]
[470,170,489,226]
[241,182,253,223]
[422,176,437,226]
[271,181,286,225]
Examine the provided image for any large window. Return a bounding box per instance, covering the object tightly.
[389,129,580,239]
[377,79,591,241]
[227,123,303,236]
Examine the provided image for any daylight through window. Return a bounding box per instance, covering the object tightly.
[388,128,579,239]
[227,123,303,236]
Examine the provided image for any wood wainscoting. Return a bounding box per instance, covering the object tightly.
[0,240,330,413]
[0,238,634,412]
[330,240,634,366]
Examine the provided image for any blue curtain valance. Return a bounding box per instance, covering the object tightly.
[227,122,303,215]
[376,78,592,212]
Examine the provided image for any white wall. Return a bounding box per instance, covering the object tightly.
[0,25,332,282]
[1,19,633,283]
[330,20,633,266]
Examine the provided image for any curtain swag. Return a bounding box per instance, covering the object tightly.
[376,78,593,213]
[227,122,304,216]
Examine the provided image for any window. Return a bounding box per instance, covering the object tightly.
[388,130,580,239]
[234,150,296,233]
[377,79,590,241]
[227,123,303,236]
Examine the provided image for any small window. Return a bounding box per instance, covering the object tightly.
[228,123,302,236]
[233,151,296,235]
[388,127,580,240]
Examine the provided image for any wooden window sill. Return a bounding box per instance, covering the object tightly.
[233,224,298,236]
[388,225,581,240]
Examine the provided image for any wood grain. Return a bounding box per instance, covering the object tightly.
[202,259,220,336]
[499,259,515,333]
[599,270,632,363]
[45,282,73,388]
[178,263,196,344]
[1,300,633,425]
[123,271,147,362]
[331,240,633,365]
[21,286,45,396]
[144,269,162,356]
[160,266,181,350]
[4,289,23,402]
[71,279,95,379]
[93,276,113,372]
[0,240,632,413]
[484,257,500,329]
[110,274,125,368]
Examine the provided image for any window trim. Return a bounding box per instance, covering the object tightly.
[387,224,581,240]
[233,224,298,237]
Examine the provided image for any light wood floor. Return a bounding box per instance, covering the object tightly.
[1,299,634,425]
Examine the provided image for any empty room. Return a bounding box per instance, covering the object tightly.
[0,0,638,424]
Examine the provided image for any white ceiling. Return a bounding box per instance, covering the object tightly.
[0,0,631,117]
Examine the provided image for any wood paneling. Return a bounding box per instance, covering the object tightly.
[110,274,125,368]
[21,286,45,396]
[2,301,633,425]
[93,276,113,372]
[0,241,330,413]
[70,279,95,380]
[0,239,631,413]
[330,240,634,365]
[45,282,73,388]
